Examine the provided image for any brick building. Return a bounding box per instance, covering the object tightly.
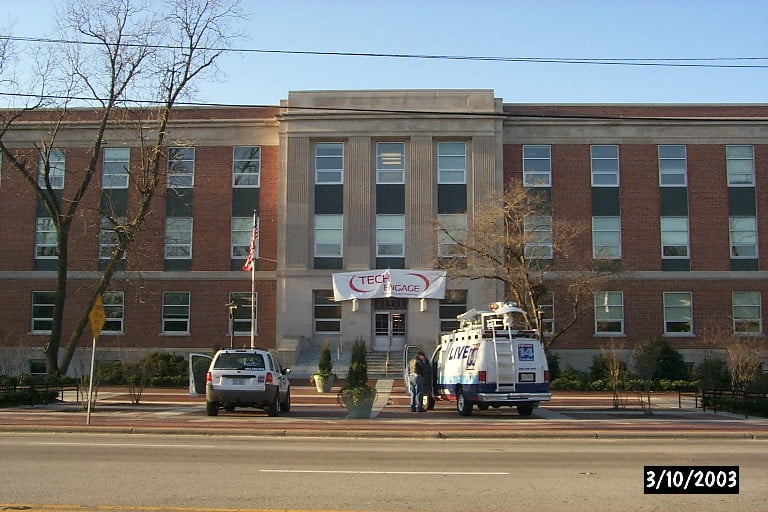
[0,91,765,375]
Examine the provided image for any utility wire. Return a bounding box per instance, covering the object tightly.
[1,35,767,69]
[1,91,766,122]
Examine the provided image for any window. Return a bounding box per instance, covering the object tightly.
[658,145,687,186]
[102,291,124,334]
[732,291,762,335]
[438,214,467,257]
[233,146,261,187]
[523,145,551,187]
[229,291,256,336]
[38,148,65,189]
[726,145,754,186]
[100,216,126,260]
[663,292,692,334]
[315,143,344,184]
[538,291,554,336]
[35,217,58,259]
[314,215,343,257]
[376,142,405,184]
[590,145,619,186]
[594,291,624,335]
[524,215,553,259]
[31,291,55,333]
[168,147,194,188]
[165,217,192,259]
[437,141,466,184]
[592,216,621,259]
[232,217,258,259]
[729,217,758,258]
[29,359,46,374]
[102,148,130,189]
[439,290,467,332]
[313,290,341,333]
[376,214,405,257]
[660,217,689,258]
[162,292,190,334]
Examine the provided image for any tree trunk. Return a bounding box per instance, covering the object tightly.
[45,223,71,376]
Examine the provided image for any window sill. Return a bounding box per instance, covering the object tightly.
[594,333,625,337]
[160,332,191,337]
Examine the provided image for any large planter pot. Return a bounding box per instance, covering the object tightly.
[312,374,335,393]
[338,387,377,419]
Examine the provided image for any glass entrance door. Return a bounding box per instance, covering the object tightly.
[373,311,407,351]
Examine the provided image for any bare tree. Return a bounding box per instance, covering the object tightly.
[696,326,764,390]
[601,339,629,409]
[436,181,611,349]
[0,0,242,375]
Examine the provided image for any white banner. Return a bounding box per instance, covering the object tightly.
[332,269,447,301]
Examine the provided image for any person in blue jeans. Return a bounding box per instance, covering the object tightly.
[408,351,429,412]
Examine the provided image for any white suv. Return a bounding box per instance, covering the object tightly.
[189,349,291,416]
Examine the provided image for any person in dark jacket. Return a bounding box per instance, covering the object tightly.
[408,351,429,412]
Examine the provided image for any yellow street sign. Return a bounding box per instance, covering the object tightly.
[89,295,106,338]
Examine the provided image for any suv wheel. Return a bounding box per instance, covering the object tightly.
[279,388,291,413]
[206,401,219,416]
[267,395,279,417]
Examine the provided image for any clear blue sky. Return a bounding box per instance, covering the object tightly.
[5,0,768,105]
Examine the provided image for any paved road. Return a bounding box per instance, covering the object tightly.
[0,433,765,512]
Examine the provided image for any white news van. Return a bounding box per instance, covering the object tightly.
[405,302,551,416]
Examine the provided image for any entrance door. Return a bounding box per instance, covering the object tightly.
[373,311,407,351]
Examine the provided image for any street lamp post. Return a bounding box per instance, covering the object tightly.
[226,302,238,349]
[535,308,545,345]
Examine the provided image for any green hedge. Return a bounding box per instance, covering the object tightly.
[550,368,699,392]
[0,383,59,407]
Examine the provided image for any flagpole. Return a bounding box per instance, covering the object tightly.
[250,210,256,349]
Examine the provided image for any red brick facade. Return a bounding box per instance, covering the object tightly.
[0,99,766,373]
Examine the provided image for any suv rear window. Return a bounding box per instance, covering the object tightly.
[213,353,266,370]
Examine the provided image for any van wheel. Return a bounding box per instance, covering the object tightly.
[517,403,535,417]
[424,396,435,411]
[478,403,490,411]
[224,404,235,412]
[456,390,473,416]
[279,388,291,413]
[206,401,219,416]
[267,395,279,417]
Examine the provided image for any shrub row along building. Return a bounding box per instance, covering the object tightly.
[0,90,765,375]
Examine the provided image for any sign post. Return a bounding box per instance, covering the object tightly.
[87,295,106,425]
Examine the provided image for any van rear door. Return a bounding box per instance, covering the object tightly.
[513,340,546,391]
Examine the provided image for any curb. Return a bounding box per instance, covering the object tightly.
[0,423,764,440]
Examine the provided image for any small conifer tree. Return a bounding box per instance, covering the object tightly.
[345,339,369,389]
[318,340,333,376]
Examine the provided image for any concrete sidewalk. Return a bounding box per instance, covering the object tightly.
[1,382,766,439]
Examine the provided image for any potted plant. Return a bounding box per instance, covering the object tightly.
[337,338,377,418]
[311,340,336,393]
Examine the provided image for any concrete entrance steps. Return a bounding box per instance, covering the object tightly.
[366,351,404,378]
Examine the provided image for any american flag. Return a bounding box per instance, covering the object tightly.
[241,224,258,272]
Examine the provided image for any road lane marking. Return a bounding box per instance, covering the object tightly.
[260,469,508,475]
